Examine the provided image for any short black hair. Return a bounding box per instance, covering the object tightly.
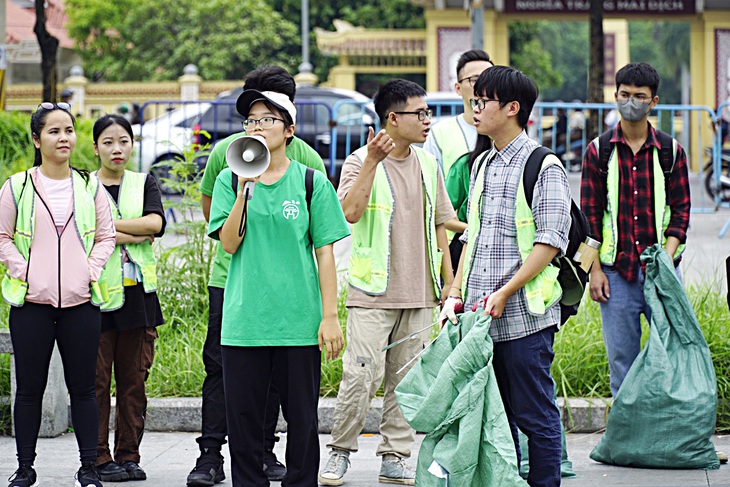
[456,50,492,78]
[473,66,538,129]
[373,79,427,126]
[244,66,296,101]
[615,62,660,98]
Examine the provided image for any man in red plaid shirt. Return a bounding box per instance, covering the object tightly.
[580,62,690,397]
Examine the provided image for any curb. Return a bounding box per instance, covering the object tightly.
[86,396,611,434]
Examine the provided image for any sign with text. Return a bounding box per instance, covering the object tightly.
[502,0,696,15]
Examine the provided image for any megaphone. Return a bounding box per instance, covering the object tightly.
[226,135,270,199]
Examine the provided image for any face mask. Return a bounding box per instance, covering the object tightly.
[616,97,652,122]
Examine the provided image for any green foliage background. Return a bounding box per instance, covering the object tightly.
[63,0,691,105]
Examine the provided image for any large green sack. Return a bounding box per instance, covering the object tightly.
[395,311,527,487]
[590,245,720,469]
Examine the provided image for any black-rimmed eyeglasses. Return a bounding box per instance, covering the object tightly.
[469,98,501,111]
[242,117,286,130]
[392,109,433,121]
[38,102,71,111]
[458,75,480,87]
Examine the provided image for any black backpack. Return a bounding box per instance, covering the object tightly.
[523,147,591,325]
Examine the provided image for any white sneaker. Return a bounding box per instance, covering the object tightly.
[318,451,351,486]
[378,456,415,485]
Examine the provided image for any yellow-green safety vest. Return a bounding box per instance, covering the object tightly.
[95,170,158,311]
[595,139,686,265]
[462,153,563,315]
[430,115,470,178]
[348,146,443,297]
[1,168,107,307]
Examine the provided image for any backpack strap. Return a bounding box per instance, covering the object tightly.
[655,129,676,177]
[305,167,314,247]
[474,151,492,179]
[523,146,553,207]
[598,130,613,177]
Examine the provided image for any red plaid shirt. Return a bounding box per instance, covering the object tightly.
[580,123,690,282]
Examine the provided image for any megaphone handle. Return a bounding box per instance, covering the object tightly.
[243,181,255,200]
[238,183,253,239]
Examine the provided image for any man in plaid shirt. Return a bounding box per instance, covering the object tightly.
[580,63,690,397]
[441,66,571,487]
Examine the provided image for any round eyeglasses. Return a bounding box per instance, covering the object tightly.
[458,75,480,87]
[242,117,286,130]
[392,109,433,121]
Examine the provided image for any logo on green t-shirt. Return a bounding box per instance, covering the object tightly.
[282,200,301,220]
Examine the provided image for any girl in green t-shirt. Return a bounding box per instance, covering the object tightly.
[208,89,350,486]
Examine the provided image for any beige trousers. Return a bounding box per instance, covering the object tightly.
[326,307,433,458]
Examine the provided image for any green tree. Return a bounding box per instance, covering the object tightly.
[66,0,299,81]
[267,0,425,84]
[538,21,589,102]
[628,21,689,104]
[509,21,563,95]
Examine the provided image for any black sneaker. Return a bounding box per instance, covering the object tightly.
[186,449,225,486]
[120,461,147,481]
[7,465,38,487]
[263,449,286,481]
[97,461,129,482]
[75,462,103,487]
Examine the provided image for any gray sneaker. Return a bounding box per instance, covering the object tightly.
[318,451,351,486]
[378,456,415,485]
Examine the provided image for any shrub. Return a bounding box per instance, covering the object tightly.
[0,111,98,182]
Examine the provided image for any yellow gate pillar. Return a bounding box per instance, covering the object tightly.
[424,8,508,92]
[690,11,730,172]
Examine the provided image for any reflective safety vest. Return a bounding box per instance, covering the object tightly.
[430,115,471,178]
[348,145,443,297]
[462,153,562,315]
[594,139,686,265]
[95,171,158,311]
[1,168,106,307]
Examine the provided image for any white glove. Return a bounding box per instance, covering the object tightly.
[439,297,463,326]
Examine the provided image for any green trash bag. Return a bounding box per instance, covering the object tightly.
[590,244,720,469]
[395,310,528,487]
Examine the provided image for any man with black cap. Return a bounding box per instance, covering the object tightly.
[189,66,327,486]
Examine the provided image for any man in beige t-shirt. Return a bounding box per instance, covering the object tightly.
[319,79,455,486]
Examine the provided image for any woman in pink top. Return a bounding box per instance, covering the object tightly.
[0,103,115,487]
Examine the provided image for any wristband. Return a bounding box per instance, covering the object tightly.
[448,295,462,300]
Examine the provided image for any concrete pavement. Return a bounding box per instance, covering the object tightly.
[0,431,728,486]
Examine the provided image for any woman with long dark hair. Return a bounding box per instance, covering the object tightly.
[92,114,166,483]
[0,103,116,487]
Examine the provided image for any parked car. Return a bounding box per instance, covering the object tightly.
[132,103,209,186]
[192,85,376,181]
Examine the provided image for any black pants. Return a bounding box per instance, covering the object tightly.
[9,301,101,466]
[197,286,281,450]
[449,232,464,275]
[493,326,562,487]
[222,346,321,487]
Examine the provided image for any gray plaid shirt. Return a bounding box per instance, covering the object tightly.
[461,131,571,342]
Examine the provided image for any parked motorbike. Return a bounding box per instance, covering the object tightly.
[703,147,730,204]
